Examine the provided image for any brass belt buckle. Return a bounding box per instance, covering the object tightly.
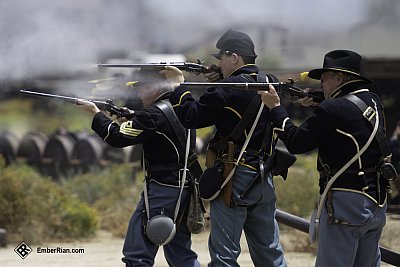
[363,106,376,121]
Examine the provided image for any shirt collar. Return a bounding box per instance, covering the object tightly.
[330,79,368,99]
[229,64,259,77]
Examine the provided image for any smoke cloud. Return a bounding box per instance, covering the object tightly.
[0,0,377,84]
[0,0,141,81]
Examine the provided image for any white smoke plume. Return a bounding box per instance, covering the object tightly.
[0,0,372,84]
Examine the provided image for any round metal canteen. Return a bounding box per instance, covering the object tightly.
[146,214,176,246]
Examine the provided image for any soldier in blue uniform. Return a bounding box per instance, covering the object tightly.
[77,70,200,267]
[164,29,287,267]
[259,50,389,266]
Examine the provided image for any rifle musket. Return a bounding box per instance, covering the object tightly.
[179,82,324,103]
[97,62,186,68]
[20,89,78,103]
[96,62,220,76]
[19,89,131,118]
[180,82,282,90]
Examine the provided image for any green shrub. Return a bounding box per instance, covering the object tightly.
[63,163,141,237]
[273,153,320,253]
[63,163,139,204]
[275,153,320,218]
[60,199,98,238]
[94,191,138,238]
[0,163,98,244]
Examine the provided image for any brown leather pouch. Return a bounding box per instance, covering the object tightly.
[221,141,236,207]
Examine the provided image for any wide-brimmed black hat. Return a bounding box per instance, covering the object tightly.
[308,50,372,83]
[212,29,257,60]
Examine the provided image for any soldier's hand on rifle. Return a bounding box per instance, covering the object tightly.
[204,64,222,82]
[159,66,184,88]
[116,107,134,123]
[76,99,101,114]
[297,88,319,107]
[258,85,281,109]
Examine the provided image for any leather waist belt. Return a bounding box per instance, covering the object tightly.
[319,173,381,202]
[146,163,192,186]
[319,167,378,178]
[233,149,263,170]
[147,177,191,187]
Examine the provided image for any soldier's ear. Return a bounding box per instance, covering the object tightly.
[231,53,240,63]
[231,52,238,58]
[337,72,345,83]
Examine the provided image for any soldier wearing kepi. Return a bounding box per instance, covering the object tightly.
[163,29,287,267]
[259,50,394,266]
[77,69,200,267]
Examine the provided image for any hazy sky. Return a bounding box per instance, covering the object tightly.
[0,0,395,82]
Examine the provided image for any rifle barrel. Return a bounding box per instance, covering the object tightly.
[20,89,130,118]
[97,63,186,68]
[97,62,221,77]
[181,82,282,90]
[20,90,78,103]
[180,82,324,103]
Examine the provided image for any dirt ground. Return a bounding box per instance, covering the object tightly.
[0,230,316,267]
[1,216,398,267]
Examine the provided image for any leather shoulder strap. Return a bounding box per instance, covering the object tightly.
[344,94,390,158]
[154,100,188,154]
[154,100,203,178]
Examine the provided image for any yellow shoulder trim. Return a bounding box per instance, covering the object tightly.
[228,64,256,77]
[224,106,248,137]
[172,91,191,108]
[224,106,241,119]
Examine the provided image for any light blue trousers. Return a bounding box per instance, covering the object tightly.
[316,190,386,267]
[208,166,286,267]
[122,181,200,267]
